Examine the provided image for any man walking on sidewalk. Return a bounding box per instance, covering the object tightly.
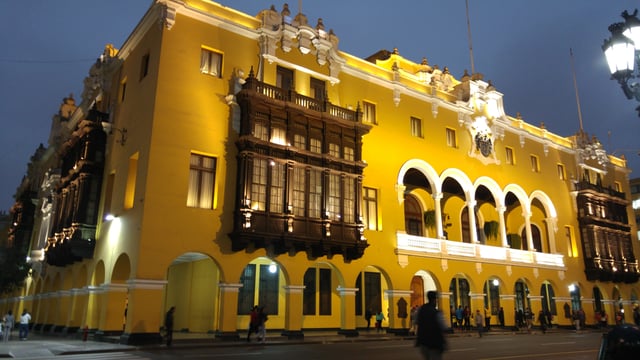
[19,309,31,341]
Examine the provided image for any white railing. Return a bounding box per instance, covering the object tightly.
[396,232,565,269]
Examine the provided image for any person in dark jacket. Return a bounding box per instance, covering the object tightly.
[164,306,175,347]
[416,291,447,360]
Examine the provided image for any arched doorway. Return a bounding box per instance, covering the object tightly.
[515,280,530,312]
[540,282,557,316]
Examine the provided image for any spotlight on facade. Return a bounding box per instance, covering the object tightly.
[268,263,277,273]
[104,213,116,221]
[568,284,576,292]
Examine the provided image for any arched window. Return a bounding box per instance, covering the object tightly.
[515,280,530,311]
[484,279,501,315]
[541,282,557,315]
[449,277,470,309]
[404,195,423,236]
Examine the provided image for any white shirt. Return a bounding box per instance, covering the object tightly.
[20,313,30,325]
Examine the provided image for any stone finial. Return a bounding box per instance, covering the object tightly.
[540,122,546,129]
[59,94,77,119]
[461,69,471,82]
[282,3,291,17]
[421,57,429,66]
[316,18,325,31]
[516,112,522,120]
[393,47,399,55]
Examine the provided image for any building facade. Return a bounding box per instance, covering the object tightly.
[1,0,639,344]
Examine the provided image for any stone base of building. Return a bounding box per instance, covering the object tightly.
[215,331,240,341]
[337,329,359,337]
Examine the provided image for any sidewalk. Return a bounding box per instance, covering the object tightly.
[0,326,594,359]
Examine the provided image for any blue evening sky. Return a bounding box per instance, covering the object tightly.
[1,0,639,211]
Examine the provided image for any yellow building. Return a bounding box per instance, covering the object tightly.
[2,0,639,344]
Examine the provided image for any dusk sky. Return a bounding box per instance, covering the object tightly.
[1,1,640,212]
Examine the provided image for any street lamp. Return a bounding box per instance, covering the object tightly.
[603,9,640,114]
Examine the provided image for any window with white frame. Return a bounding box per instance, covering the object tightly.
[310,138,322,154]
[363,187,378,230]
[270,127,286,145]
[200,48,222,77]
[269,161,284,213]
[328,173,341,220]
[294,134,306,150]
[329,143,340,157]
[251,158,267,211]
[344,146,354,161]
[253,123,268,141]
[187,153,217,209]
[343,177,354,223]
[292,167,306,216]
[308,168,322,218]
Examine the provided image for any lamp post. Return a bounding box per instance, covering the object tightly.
[603,9,640,115]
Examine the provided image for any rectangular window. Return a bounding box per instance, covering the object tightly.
[310,77,325,101]
[200,48,222,78]
[310,138,322,154]
[565,226,578,258]
[294,134,306,150]
[187,153,217,209]
[308,169,322,218]
[328,173,341,221]
[292,167,306,216]
[446,128,457,148]
[237,264,256,315]
[344,146,354,161]
[124,153,139,209]
[614,181,622,192]
[411,117,423,138]
[251,158,267,211]
[253,123,268,141]
[140,53,150,80]
[120,78,127,102]
[343,177,354,223]
[363,187,378,230]
[276,66,294,92]
[530,155,539,172]
[505,147,514,165]
[303,268,316,315]
[269,162,284,213]
[258,264,279,315]
[557,164,566,180]
[329,143,340,157]
[319,268,331,315]
[270,127,286,145]
[362,101,377,125]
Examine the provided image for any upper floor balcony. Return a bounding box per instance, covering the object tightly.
[396,231,565,270]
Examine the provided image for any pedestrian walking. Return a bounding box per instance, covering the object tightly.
[537,309,547,334]
[415,291,447,360]
[164,306,175,347]
[484,307,491,331]
[365,308,373,330]
[3,310,14,342]
[256,306,268,343]
[475,309,484,337]
[375,310,386,333]
[247,305,259,342]
[18,309,30,341]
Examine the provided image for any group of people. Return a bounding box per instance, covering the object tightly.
[1,309,31,341]
[364,309,387,332]
[246,305,269,343]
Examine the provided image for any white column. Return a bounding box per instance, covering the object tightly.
[467,200,478,243]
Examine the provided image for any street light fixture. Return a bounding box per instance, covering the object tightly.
[603,9,640,114]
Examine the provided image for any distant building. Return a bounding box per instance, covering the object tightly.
[1,1,638,345]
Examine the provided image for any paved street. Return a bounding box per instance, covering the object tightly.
[0,327,607,360]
